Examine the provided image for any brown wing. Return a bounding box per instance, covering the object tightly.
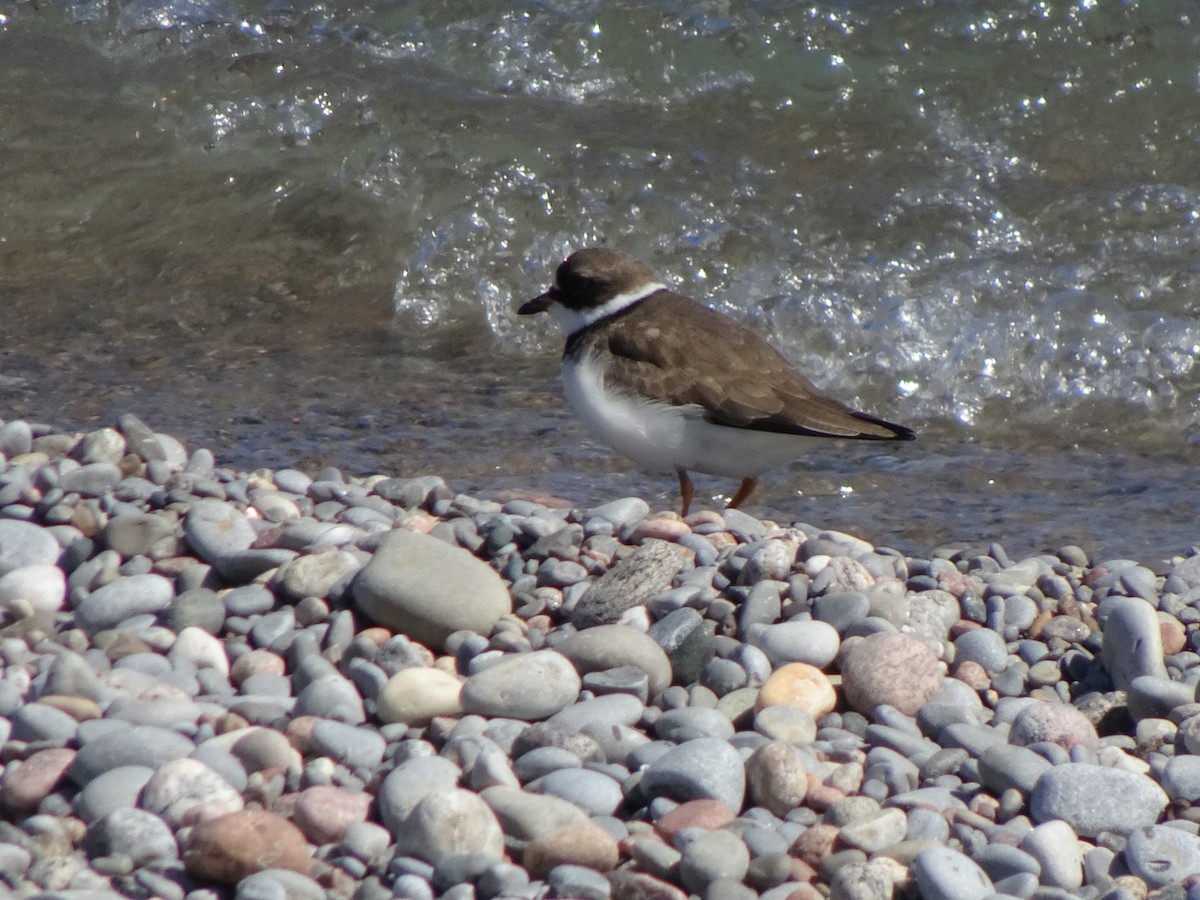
[594,292,913,441]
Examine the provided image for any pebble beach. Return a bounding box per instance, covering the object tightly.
[0,414,1198,900]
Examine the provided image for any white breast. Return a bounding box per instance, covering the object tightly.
[561,350,810,478]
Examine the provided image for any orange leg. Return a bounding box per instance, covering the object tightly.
[676,468,694,517]
[727,476,758,510]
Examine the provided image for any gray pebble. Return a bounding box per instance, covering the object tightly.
[70,725,195,785]
[75,573,174,633]
[1124,824,1200,888]
[185,497,257,562]
[640,737,745,810]
[546,863,612,900]
[461,649,581,720]
[74,766,154,823]
[648,606,715,686]
[11,701,81,742]
[377,756,462,834]
[1030,763,1169,837]
[545,692,645,733]
[294,674,365,724]
[911,846,994,900]
[655,706,735,742]
[953,628,1008,673]
[680,828,750,893]
[753,619,840,668]
[1101,597,1168,689]
[86,808,178,866]
[534,767,624,816]
[310,719,387,771]
[0,519,61,577]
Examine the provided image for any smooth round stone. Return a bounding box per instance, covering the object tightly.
[1030,763,1169,837]
[74,573,175,633]
[74,765,154,822]
[294,674,365,724]
[972,843,1040,884]
[546,693,646,734]
[224,584,277,616]
[754,620,840,668]
[87,808,178,866]
[309,719,387,771]
[647,607,715,685]
[679,829,750,893]
[840,632,943,717]
[0,519,62,576]
[0,747,75,812]
[58,461,121,496]
[70,725,195,785]
[230,728,303,774]
[141,757,244,827]
[461,649,581,720]
[745,741,806,817]
[514,747,583,784]
[1162,756,1200,803]
[555,624,673,698]
[586,498,651,531]
[978,744,1054,796]
[376,667,463,726]
[753,705,817,744]
[11,701,81,742]
[535,768,624,816]
[546,864,612,900]
[640,737,745,811]
[0,563,66,615]
[236,870,325,900]
[655,707,735,742]
[165,588,226,633]
[1101,597,1169,689]
[838,808,908,854]
[1128,674,1196,721]
[292,785,372,844]
[1124,824,1200,888]
[104,695,203,728]
[275,549,361,601]
[911,846,994,900]
[480,785,591,840]
[378,756,463,834]
[812,591,872,633]
[0,420,33,456]
[353,530,511,650]
[569,540,686,628]
[1019,819,1082,890]
[170,626,230,675]
[184,809,313,884]
[755,662,837,719]
[102,512,176,559]
[1009,701,1098,750]
[583,666,651,703]
[522,822,620,878]
[702,658,748,696]
[953,628,1008,673]
[184,497,256,555]
[396,788,505,865]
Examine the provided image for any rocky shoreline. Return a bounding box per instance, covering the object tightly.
[0,414,1198,900]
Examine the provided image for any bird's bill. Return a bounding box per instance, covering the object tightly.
[518,288,557,315]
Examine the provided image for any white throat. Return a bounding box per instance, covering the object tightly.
[549,282,667,336]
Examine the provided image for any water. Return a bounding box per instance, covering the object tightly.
[1,0,1198,561]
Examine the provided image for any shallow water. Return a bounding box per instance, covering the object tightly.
[1,0,1198,560]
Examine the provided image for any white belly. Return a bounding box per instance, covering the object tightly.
[561,353,810,478]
